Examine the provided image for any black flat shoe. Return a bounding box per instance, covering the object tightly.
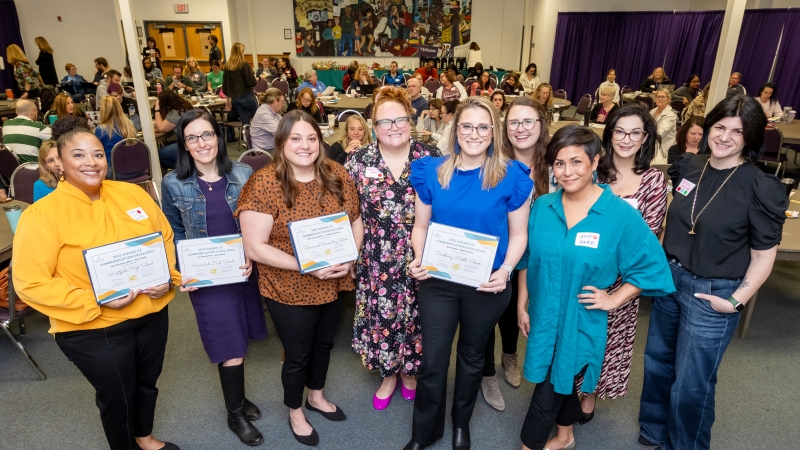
[289,418,319,446]
[244,398,261,420]
[305,399,347,421]
[402,439,427,450]
[134,442,180,450]
[637,435,662,449]
[578,410,594,424]
[453,426,470,450]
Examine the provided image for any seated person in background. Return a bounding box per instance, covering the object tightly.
[250,88,285,150]
[277,57,298,88]
[413,73,431,96]
[94,96,138,178]
[167,64,194,94]
[154,90,193,169]
[436,72,467,102]
[384,61,404,86]
[33,140,62,202]
[184,57,207,93]
[434,100,458,154]
[407,77,428,122]
[534,82,554,108]
[108,82,142,132]
[649,87,677,165]
[521,63,540,95]
[672,74,701,106]
[597,69,619,103]
[92,57,108,87]
[60,63,88,102]
[416,98,446,137]
[414,59,438,83]
[756,82,783,119]
[501,72,524,96]
[667,115,703,164]
[95,69,124,104]
[726,72,744,97]
[287,87,324,123]
[121,66,134,84]
[143,57,163,83]
[446,64,464,83]
[467,62,485,80]
[639,67,670,93]
[2,99,52,162]
[330,114,372,165]
[343,60,358,92]
[347,67,373,97]
[48,93,85,125]
[683,82,710,122]
[298,69,327,96]
[491,91,508,119]
[470,71,494,97]
[589,85,619,124]
[207,60,224,92]
[256,57,277,79]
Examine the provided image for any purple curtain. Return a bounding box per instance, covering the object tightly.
[732,9,787,96]
[772,9,800,113]
[663,11,723,90]
[0,0,24,94]
[550,12,673,103]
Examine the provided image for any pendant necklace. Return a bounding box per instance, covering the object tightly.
[688,158,742,235]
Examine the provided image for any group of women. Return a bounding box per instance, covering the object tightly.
[13,78,786,450]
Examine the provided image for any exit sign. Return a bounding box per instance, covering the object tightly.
[175,4,189,13]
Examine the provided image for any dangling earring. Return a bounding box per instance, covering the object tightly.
[487,142,494,158]
[453,140,461,155]
[550,173,558,187]
[59,174,66,182]
[592,170,598,184]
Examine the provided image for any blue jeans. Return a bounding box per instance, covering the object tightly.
[158,143,178,170]
[340,33,354,55]
[639,260,741,450]
[231,93,258,126]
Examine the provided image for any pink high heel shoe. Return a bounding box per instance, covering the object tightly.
[373,381,398,410]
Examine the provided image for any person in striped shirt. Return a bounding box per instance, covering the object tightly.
[2,99,52,162]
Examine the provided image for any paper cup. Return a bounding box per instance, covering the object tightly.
[328,114,336,125]
[191,96,197,101]
[553,113,560,123]
[178,88,184,95]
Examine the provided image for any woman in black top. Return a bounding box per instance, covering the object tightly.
[287,88,323,123]
[638,96,786,450]
[142,37,162,70]
[34,37,58,86]
[671,74,701,106]
[467,62,484,80]
[666,115,704,164]
[639,67,670,93]
[329,114,371,165]
[501,72,524,96]
[588,85,619,124]
[223,43,258,125]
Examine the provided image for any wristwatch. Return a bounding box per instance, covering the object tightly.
[726,295,745,312]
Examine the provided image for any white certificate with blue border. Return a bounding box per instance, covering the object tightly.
[176,234,247,288]
[288,212,359,274]
[420,222,499,287]
[83,232,171,305]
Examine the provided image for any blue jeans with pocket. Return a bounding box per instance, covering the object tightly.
[639,259,741,450]
[231,93,258,126]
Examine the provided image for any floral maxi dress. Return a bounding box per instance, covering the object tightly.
[345,139,441,377]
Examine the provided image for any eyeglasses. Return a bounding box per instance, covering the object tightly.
[611,129,646,142]
[507,119,540,131]
[655,95,669,100]
[184,131,216,144]
[374,116,410,130]
[457,123,493,137]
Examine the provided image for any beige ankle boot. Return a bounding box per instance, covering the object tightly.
[481,375,505,411]
[501,353,521,387]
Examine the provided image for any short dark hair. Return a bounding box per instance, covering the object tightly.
[684,74,700,87]
[442,100,459,115]
[94,57,108,67]
[174,109,233,179]
[757,82,779,105]
[208,35,218,44]
[211,59,221,69]
[676,115,704,152]
[525,63,537,76]
[55,128,97,158]
[545,124,602,166]
[701,95,767,161]
[106,69,122,79]
[172,64,182,70]
[597,103,657,184]
[51,115,90,140]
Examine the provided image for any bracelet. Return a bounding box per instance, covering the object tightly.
[500,263,513,280]
[154,109,160,112]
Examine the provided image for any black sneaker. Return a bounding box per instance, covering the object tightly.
[638,434,662,449]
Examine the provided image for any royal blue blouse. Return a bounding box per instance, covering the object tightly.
[409,156,533,269]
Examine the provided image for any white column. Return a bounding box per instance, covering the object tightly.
[116,0,162,188]
[247,0,258,67]
[708,0,747,109]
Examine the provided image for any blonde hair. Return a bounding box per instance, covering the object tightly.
[98,96,137,141]
[650,67,668,81]
[35,37,53,54]
[437,97,509,190]
[37,140,59,188]
[258,88,284,105]
[338,114,372,148]
[53,93,74,117]
[599,85,616,97]
[533,82,554,107]
[6,44,28,65]
[354,67,370,83]
[225,43,247,71]
[184,57,199,75]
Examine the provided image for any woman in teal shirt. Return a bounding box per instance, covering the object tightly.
[516,125,674,450]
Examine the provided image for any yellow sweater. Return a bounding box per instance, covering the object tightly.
[12,180,182,334]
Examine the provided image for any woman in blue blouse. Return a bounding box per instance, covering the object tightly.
[516,125,674,450]
[404,96,533,450]
[33,140,61,202]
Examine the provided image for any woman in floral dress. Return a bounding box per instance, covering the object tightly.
[345,86,441,410]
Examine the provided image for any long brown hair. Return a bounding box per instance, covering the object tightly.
[273,110,345,208]
[502,97,549,199]
[225,43,247,71]
[295,88,319,114]
[53,93,74,117]
[35,37,53,54]
[676,115,705,152]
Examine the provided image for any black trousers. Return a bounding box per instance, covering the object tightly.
[483,270,520,376]
[412,278,511,445]
[55,307,169,450]
[265,296,343,409]
[520,365,586,449]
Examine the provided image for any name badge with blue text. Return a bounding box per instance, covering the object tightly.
[575,232,600,249]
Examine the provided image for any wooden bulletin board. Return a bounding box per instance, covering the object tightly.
[144,21,224,72]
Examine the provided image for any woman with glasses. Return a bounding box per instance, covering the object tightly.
[288,87,324,123]
[403,97,533,450]
[345,86,441,411]
[161,110,267,446]
[517,125,674,450]
[650,88,677,164]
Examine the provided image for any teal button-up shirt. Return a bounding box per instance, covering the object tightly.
[520,184,674,395]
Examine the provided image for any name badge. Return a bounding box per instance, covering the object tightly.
[575,232,600,249]
[676,179,696,196]
[623,198,639,210]
[365,167,383,179]
[127,207,149,221]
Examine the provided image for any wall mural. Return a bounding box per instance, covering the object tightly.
[293,0,472,58]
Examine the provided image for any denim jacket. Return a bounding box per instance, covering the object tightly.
[161,162,254,243]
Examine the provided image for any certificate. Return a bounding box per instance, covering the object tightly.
[83,232,172,305]
[420,222,499,287]
[176,234,247,288]
[288,212,358,274]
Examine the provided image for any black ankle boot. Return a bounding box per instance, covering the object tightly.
[218,364,264,446]
[453,426,470,450]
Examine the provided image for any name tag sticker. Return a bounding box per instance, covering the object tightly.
[575,232,600,249]
[365,167,383,178]
[127,207,149,221]
[676,179,696,196]
[623,198,639,209]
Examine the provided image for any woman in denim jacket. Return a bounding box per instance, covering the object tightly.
[161,109,267,447]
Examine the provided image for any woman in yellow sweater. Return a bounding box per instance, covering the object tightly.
[12,129,183,450]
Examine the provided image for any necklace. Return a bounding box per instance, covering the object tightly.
[200,175,221,191]
[689,158,742,235]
